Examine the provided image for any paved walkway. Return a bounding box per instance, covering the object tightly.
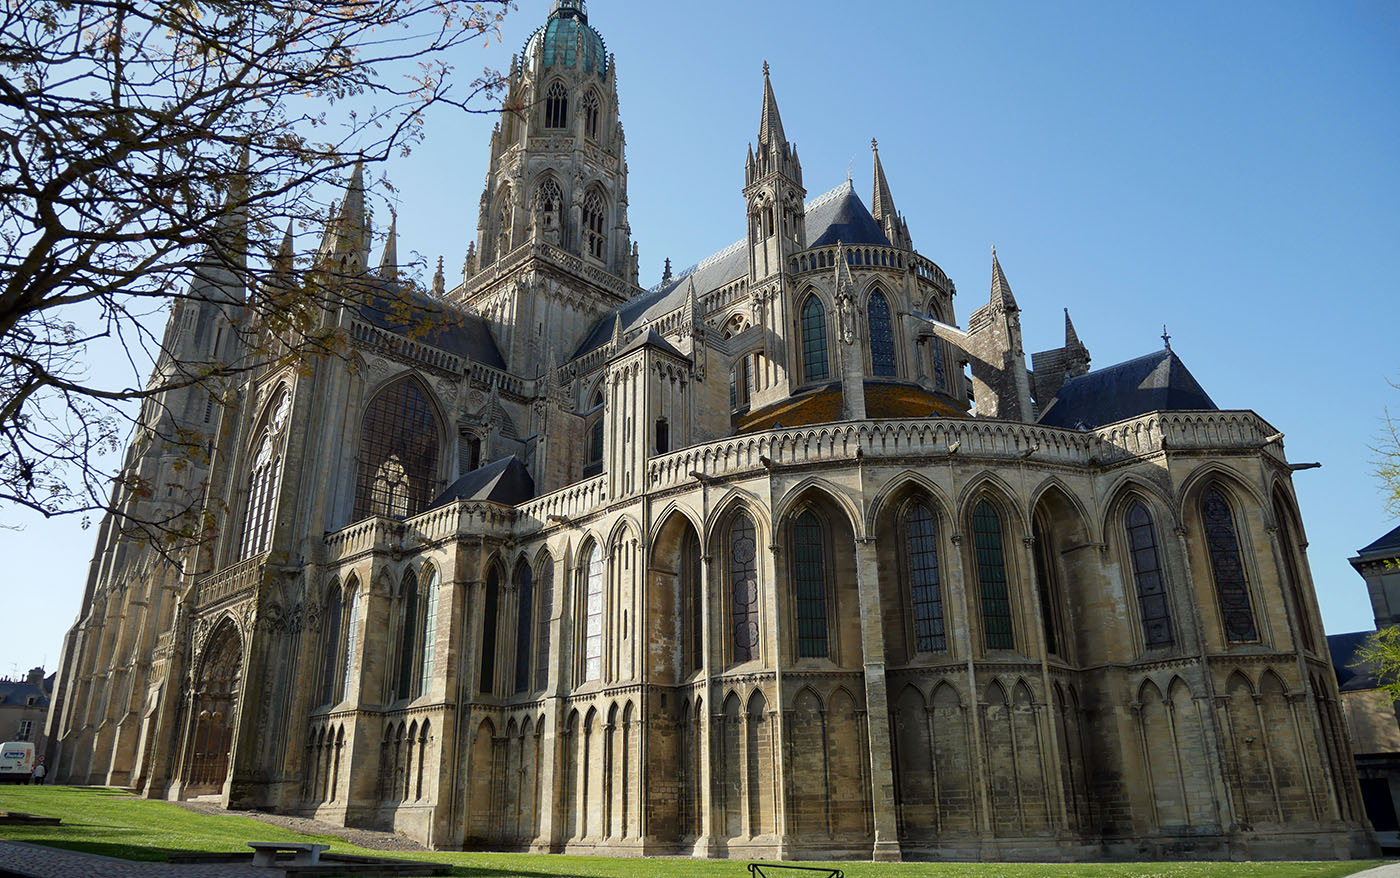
[1347,865,1400,878]
[0,841,266,877]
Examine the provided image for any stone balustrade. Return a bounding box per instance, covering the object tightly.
[347,317,462,374]
[194,552,266,608]
[324,516,395,563]
[517,475,609,531]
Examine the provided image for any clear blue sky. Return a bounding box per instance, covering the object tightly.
[1,0,1397,679]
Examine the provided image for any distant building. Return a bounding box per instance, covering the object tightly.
[0,668,54,755]
[47,0,1375,862]
[1333,524,1400,851]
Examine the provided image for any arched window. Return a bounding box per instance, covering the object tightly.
[418,568,439,696]
[239,388,290,559]
[904,502,945,653]
[868,289,896,377]
[682,529,703,674]
[1125,501,1174,648]
[586,391,605,476]
[534,557,554,692]
[972,500,1014,650]
[354,378,441,522]
[582,544,604,682]
[1032,516,1067,657]
[730,352,755,411]
[545,81,568,129]
[341,581,361,703]
[514,560,534,694]
[792,510,829,658]
[1202,488,1259,642]
[582,190,607,261]
[535,178,563,239]
[800,295,829,383]
[480,565,501,693]
[319,582,343,707]
[582,90,600,139]
[729,512,759,663]
[395,570,419,701]
[1273,496,1316,653]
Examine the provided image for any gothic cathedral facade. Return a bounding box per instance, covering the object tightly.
[45,0,1377,861]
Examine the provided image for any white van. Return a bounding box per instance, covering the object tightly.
[0,741,35,783]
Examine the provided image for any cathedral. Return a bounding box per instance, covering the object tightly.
[44,0,1378,862]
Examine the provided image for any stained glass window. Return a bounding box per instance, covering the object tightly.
[729,513,759,663]
[905,503,945,653]
[418,569,438,696]
[800,296,829,383]
[793,511,829,658]
[1126,502,1174,648]
[354,379,440,522]
[868,289,896,377]
[534,558,553,691]
[973,501,1014,650]
[730,353,755,411]
[396,570,419,701]
[320,584,343,706]
[480,566,500,693]
[1202,489,1258,642]
[682,529,703,673]
[587,390,605,472]
[514,561,534,694]
[240,431,281,559]
[583,545,604,681]
[545,81,568,129]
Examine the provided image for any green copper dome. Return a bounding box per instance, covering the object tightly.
[525,0,608,77]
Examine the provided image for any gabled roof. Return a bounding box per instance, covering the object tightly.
[0,679,52,708]
[1037,348,1217,430]
[1329,630,1381,691]
[428,456,535,509]
[617,329,688,361]
[1358,523,1400,557]
[572,181,889,360]
[358,284,506,369]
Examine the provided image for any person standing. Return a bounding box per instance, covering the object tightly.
[30,762,45,785]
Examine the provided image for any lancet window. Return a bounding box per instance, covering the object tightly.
[682,529,703,674]
[319,582,344,706]
[480,565,501,693]
[583,190,607,261]
[800,295,829,383]
[973,501,1014,650]
[792,510,829,658]
[341,582,361,703]
[904,502,946,653]
[1202,488,1259,642]
[514,560,534,694]
[545,81,568,129]
[395,569,419,701]
[1125,501,1175,648]
[868,289,896,377]
[729,512,760,664]
[418,568,439,696]
[582,544,604,681]
[534,557,554,691]
[239,387,290,560]
[582,89,600,139]
[353,378,440,523]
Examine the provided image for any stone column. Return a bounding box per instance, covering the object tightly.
[853,537,901,860]
[533,553,565,852]
[697,553,717,854]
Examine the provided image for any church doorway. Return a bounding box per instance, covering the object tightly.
[183,622,243,796]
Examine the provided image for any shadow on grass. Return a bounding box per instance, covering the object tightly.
[3,837,183,862]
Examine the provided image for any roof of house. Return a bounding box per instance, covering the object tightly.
[1329,630,1382,692]
[0,676,53,709]
[428,456,535,509]
[1037,348,1217,430]
[1358,523,1400,558]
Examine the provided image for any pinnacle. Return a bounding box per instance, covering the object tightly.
[990,247,1017,310]
[758,62,786,148]
[377,211,398,279]
[871,138,896,225]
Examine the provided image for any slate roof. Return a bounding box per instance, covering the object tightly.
[1358,523,1400,558]
[428,456,535,509]
[358,284,506,369]
[572,181,887,359]
[1329,630,1381,692]
[1037,348,1217,430]
[0,676,53,709]
[617,329,688,360]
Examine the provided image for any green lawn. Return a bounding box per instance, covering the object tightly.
[0,786,1389,877]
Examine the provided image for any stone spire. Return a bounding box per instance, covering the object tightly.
[990,247,1017,312]
[377,211,398,280]
[1064,308,1081,348]
[272,220,295,279]
[432,256,445,296]
[758,60,786,149]
[318,159,371,270]
[871,139,896,225]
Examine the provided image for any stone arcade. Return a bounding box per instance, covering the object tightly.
[46,0,1376,862]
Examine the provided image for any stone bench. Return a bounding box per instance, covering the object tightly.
[247,842,330,868]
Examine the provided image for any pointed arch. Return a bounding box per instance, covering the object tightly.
[480,557,504,694]
[1200,483,1260,643]
[581,88,602,139]
[533,551,555,692]
[579,538,605,683]
[544,79,568,129]
[773,476,865,539]
[865,469,952,536]
[1271,486,1318,653]
[582,185,608,262]
[513,557,535,694]
[353,373,444,522]
[971,497,1015,651]
[238,383,292,559]
[866,286,896,377]
[395,567,420,701]
[799,291,830,383]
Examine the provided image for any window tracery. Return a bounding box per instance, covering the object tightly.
[341,582,361,703]
[353,378,440,523]
[905,502,945,653]
[418,568,438,696]
[582,90,600,139]
[582,190,607,261]
[729,512,759,663]
[868,289,896,377]
[545,81,568,129]
[792,510,829,658]
[1202,488,1259,642]
[583,544,604,681]
[973,500,1014,650]
[319,583,343,707]
[1125,501,1174,648]
[239,387,290,560]
[534,558,553,692]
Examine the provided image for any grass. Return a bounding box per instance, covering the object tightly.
[0,786,1390,877]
